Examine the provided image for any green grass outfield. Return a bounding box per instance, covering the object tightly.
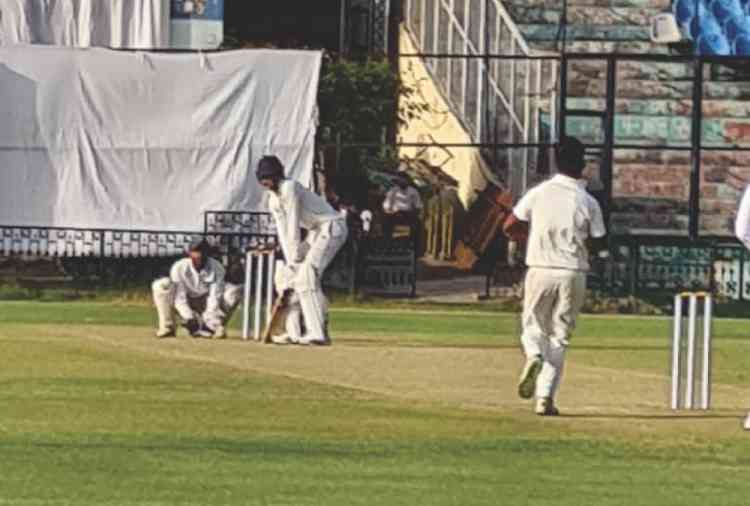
[2,301,750,505]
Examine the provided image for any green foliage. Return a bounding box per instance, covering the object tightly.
[318,58,429,144]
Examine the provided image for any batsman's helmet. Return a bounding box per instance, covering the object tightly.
[256,155,285,181]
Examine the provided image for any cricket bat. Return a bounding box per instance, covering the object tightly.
[262,289,291,343]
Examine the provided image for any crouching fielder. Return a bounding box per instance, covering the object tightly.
[503,136,607,416]
[152,239,243,338]
[256,155,347,345]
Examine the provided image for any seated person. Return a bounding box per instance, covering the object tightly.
[151,238,242,339]
[382,173,423,240]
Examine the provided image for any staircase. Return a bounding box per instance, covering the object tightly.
[402,0,750,237]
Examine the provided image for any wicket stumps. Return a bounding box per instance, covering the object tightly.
[242,248,277,341]
[671,292,713,410]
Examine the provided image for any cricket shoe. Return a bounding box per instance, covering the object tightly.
[535,397,560,417]
[155,327,176,338]
[270,334,294,345]
[744,413,750,431]
[212,326,227,339]
[518,354,543,399]
[297,335,331,346]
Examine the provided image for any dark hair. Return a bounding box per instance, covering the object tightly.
[555,136,586,177]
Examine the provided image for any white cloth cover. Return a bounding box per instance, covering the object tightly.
[0,46,322,231]
[0,0,170,48]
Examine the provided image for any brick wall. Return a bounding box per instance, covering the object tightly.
[499,0,750,236]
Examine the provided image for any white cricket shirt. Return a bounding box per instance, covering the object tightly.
[513,174,606,272]
[382,186,423,213]
[267,180,343,263]
[169,257,226,319]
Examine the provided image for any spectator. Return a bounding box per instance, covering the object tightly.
[382,173,423,240]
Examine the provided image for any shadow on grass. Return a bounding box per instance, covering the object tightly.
[334,339,669,352]
[561,414,742,420]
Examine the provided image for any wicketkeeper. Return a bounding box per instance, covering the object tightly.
[152,238,243,339]
[503,136,607,416]
[256,155,347,345]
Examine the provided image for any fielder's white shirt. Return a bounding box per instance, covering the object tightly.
[735,185,750,251]
[267,180,343,263]
[513,174,606,272]
[169,257,225,318]
[382,186,423,213]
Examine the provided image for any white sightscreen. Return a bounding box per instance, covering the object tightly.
[0,46,322,232]
[0,0,171,48]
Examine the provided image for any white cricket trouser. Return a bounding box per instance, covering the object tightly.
[293,219,347,339]
[152,278,243,332]
[521,267,586,400]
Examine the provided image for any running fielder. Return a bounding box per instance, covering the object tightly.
[256,155,347,345]
[152,238,242,339]
[503,136,607,416]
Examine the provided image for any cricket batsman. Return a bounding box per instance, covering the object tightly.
[256,155,347,345]
[503,136,607,416]
[151,238,242,339]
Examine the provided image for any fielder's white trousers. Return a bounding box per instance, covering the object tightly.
[152,279,243,332]
[521,267,586,400]
[293,219,347,340]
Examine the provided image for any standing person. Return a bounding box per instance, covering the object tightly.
[382,173,423,240]
[502,136,607,416]
[256,155,348,345]
[734,185,750,429]
[152,238,242,339]
[735,184,750,252]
